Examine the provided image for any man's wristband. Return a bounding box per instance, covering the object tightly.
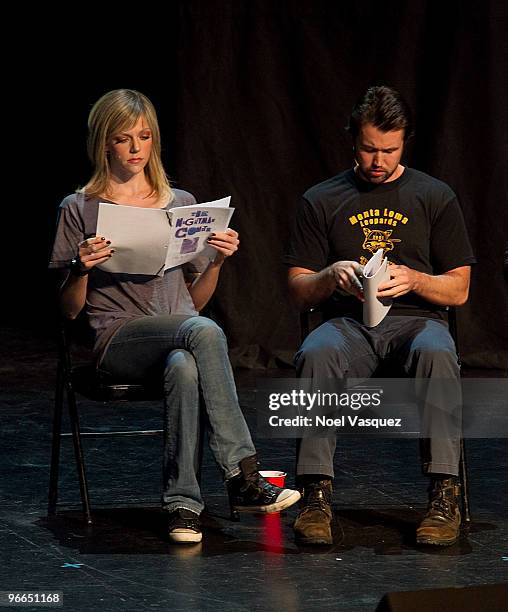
[69,258,89,277]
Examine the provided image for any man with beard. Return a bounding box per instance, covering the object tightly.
[284,86,475,546]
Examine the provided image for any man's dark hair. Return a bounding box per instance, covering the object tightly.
[347,86,413,141]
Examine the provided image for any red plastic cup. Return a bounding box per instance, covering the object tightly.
[259,470,286,488]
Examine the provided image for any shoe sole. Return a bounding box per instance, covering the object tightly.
[233,490,301,514]
[169,530,203,544]
[295,534,333,545]
[416,535,459,546]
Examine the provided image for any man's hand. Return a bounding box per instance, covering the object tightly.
[331,260,365,301]
[288,261,364,311]
[377,264,418,298]
[377,264,470,306]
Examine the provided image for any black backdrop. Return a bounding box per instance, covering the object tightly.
[11,0,508,369]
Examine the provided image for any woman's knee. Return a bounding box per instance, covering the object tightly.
[164,349,198,386]
[184,316,227,349]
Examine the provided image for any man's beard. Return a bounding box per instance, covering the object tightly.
[358,165,397,184]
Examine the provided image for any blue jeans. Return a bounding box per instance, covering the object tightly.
[296,316,462,477]
[99,314,256,514]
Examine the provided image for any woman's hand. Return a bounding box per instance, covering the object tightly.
[60,235,113,319]
[187,229,239,310]
[74,236,114,274]
[206,229,239,265]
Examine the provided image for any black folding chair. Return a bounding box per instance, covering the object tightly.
[48,319,203,525]
[299,306,471,526]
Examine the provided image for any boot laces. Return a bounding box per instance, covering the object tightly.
[428,482,459,519]
[429,493,454,518]
[305,484,331,513]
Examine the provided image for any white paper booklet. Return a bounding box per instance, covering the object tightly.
[96,196,233,276]
[362,248,392,327]
[164,197,234,271]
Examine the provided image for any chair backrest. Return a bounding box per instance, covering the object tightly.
[446,306,461,365]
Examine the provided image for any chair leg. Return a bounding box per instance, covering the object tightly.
[459,437,471,527]
[48,363,64,517]
[229,498,240,522]
[66,383,93,524]
[196,410,204,486]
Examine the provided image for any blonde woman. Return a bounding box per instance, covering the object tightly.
[50,89,299,544]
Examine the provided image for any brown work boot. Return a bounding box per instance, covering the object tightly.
[293,479,333,544]
[416,477,461,546]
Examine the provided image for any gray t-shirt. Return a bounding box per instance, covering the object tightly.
[49,189,208,360]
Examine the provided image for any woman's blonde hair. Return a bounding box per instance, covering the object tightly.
[80,89,173,202]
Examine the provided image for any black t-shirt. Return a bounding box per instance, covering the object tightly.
[284,167,476,320]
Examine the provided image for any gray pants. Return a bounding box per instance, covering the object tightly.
[295,316,461,477]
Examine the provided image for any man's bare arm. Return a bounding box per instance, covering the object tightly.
[288,261,364,312]
[377,265,471,306]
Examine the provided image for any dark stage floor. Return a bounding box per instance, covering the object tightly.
[1,327,507,611]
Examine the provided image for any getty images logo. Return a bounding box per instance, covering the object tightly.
[268,389,383,412]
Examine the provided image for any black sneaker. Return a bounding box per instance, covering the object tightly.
[168,508,202,544]
[227,455,301,515]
